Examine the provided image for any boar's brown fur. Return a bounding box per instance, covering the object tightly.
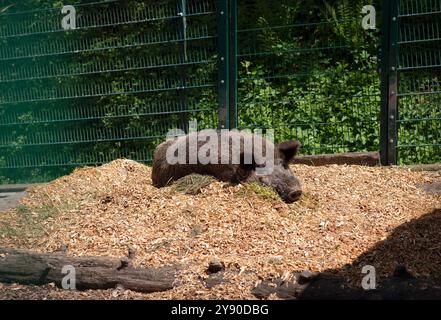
[152,130,302,203]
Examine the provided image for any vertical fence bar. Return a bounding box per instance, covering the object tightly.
[380,0,391,165]
[217,0,229,129]
[228,0,238,129]
[178,0,189,133]
[388,0,399,165]
[380,0,399,165]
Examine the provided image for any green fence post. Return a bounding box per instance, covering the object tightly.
[217,0,229,129]
[387,0,399,165]
[228,0,238,129]
[178,0,189,133]
[380,0,391,165]
[380,0,399,165]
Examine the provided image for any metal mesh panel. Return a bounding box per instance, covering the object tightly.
[0,0,218,184]
[396,0,441,164]
[236,0,381,155]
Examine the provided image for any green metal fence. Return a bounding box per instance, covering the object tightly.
[0,0,218,183]
[380,0,441,165]
[394,0,441,164]
[0,0,440,184]
[235,0,381,156]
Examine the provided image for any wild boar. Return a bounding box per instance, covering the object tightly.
[152,130,302,203]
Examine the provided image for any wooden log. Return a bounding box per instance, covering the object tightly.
[404,164,441,172]
[0,248,177,293]
[292,152,380,167]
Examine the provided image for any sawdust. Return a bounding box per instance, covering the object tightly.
[0,159,440,299]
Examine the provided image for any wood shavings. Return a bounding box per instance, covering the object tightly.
[0,159,440,299]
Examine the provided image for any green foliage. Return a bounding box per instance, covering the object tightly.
[0,0,218,183]
[236,0,381,155]
[233,0,439,163]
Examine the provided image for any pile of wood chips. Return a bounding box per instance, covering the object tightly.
[0,159,440,299]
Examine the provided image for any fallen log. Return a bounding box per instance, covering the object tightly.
[405,164,441,172]
[292,151,380,166]
[0,247,178,293]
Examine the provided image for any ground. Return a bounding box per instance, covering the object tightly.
[0,159,440,299]
[0,191,27,212]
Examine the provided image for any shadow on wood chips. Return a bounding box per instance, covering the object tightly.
[254,208,441,300]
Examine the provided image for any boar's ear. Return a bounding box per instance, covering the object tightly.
[277,140,301,163]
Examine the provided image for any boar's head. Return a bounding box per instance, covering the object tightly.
[237,140,302,203]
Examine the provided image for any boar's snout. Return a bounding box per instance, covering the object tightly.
[287,190,302,203]
[278,184,302,203]
[272,170,302,203]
